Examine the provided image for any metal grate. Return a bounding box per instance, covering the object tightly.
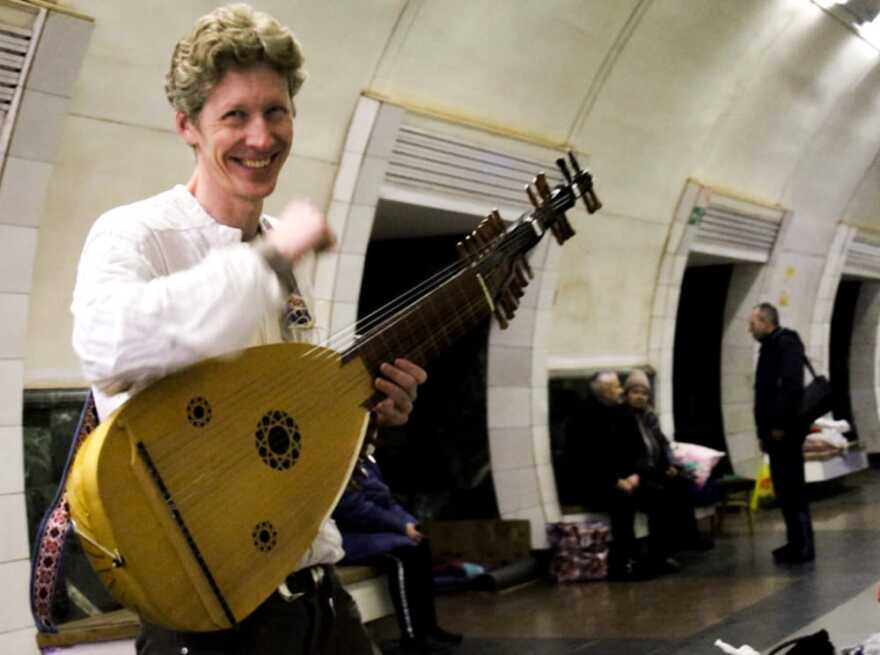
[844,234,880,280]
[0,22,32,131]
[386,125,563,210]
[691,204,782,263]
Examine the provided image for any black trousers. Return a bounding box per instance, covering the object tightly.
[607,475,700,567]
[359,540,438,642]
[135,566,374,655]
[766,436,814,556]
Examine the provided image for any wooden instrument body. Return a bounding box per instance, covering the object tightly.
[66,342,372,632]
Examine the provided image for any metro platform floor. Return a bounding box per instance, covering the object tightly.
[369,467,880,654]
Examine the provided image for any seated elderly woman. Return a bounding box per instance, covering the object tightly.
[333,456,462,654]
[601,369,712,580]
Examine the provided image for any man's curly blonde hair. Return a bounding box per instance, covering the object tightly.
[165,3,306,119]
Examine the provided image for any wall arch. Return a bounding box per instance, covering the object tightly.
[319,96,573,547]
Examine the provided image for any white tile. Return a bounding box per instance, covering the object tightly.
[665,286,681,317]
[488,427,534,470]
[532,310,551,350]
[652,285,669,318]
[543,239,563,272]
[492,306,536,348]
[352,155,388,207]
[0,426,23,495]
[365,103,404,159]
[514,468,541,512]
[665,220,686,254]
[27,11,94,98]
[313,254,339,302]
[529,238,551,271]
[0,627,41,655]
[342,204,376,255]
[488,386,530,428]
[536,461,559,510]
[0,294,28,360]
[537,271,557,310]
[331,151,362,204]
[532,425,551,466]
[8,90,70,164]
[530,347,547,389]
[487,344,531,387]
[326,201,350,249]
[333,254,366,304]
[0,157,53,227]
[531,386,548,428]
[0,493,28,561]
[342,96,380,156]
[492,469,520,514]
[312,299,332,345]
[0,226,37,293]
[329,302,358,349]
[0,558,33,631]
[0,361,23,427]
[0,559,33,631]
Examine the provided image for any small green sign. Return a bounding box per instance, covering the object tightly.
[688,207,705,225]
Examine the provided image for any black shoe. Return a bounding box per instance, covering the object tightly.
[428,628,463,646]
[653,557,681,575]
[774,547,815,565]
[683,534,715,551]
[399,637,452,654]
[772,544,792,564]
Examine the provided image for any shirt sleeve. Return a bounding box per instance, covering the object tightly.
[71,223,285,395]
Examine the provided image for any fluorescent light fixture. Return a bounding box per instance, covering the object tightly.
[813,0,844,8]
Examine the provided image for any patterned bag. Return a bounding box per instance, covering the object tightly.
[546,521,610,582]
[29,393,99,633]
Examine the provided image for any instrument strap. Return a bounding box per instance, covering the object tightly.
[29,391,99,633]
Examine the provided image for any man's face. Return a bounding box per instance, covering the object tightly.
[748,308,772,341]
[177,63,293,208]
[598,378,623,405]
[626,385,650,411]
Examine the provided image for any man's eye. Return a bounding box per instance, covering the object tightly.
[224,110,246,120]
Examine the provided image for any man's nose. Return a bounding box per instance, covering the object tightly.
[245,117,273,149]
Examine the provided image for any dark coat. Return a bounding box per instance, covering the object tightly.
[565,394,626,505]
[754,327,805,442]
[332,458,417,562]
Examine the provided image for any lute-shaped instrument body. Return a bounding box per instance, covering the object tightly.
[66,153,601,632]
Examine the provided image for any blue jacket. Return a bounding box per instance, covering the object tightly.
[333,458,418,562]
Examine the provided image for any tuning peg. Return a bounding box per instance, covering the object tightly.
[513,264,529,287]
[556,157,574,186]
[583,186,602,213]
[525,184,541,208]
[489,210,506,236]
[493,307,509,330]
[518,257,534,280]
[534,173,552,200]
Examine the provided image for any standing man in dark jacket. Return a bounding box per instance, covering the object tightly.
[750,302,815,563]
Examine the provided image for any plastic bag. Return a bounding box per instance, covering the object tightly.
[750,454,775,511]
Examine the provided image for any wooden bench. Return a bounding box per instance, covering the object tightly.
[35,565,393,652]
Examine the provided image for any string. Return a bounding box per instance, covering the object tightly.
[151,220,543,508]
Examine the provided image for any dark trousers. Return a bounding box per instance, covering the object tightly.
[608,475,700,568]
[361,540,438,642]
[766,436,814,556]
[135,566,374,655]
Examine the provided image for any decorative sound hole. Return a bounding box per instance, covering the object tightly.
[252,521,278,552]
[255,410,301,470]
[187,397,212,428]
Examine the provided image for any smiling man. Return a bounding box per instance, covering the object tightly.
[71,4,425,654]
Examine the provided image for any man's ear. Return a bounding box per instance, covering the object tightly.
[175,111,198,146]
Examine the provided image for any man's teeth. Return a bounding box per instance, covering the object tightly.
[241,158,271,168]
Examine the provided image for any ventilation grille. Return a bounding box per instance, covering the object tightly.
[691,203,782,263]
[0,22,32,130]
[385,125,563,210]
[844,234,880,280]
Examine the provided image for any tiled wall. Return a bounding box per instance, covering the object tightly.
[0,5,92,652]
[325,96,565,548]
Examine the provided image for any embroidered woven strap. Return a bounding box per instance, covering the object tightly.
[30,392,99,633]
